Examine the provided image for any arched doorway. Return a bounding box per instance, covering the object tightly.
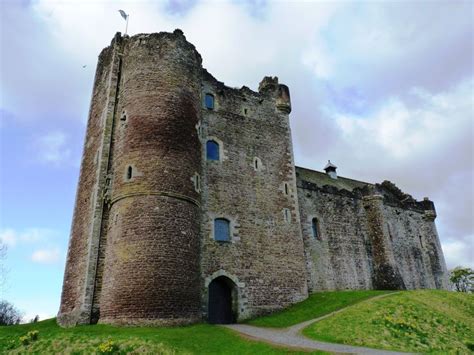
[208,276,237,324]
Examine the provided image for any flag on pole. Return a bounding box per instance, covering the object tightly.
[118,10,128,20]
[118,10,129,35]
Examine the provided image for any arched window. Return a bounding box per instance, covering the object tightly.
[206,140,220,161]
[214,218,230,242]
[127,166,133,180]
[205,93,215,109]
[312,218,320,240]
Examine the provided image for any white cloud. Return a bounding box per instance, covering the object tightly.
[442,238,474,270]
[36,131,71,165]
[31,247,61,264]
[0,228,58,248]
[334,79,473,161]
[0,229,17,247]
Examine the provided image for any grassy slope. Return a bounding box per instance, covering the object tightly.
[247,290,392,327]
[303,290,474,353]
[0,318,325,354]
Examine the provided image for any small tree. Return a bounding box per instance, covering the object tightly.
[449,266,474,293]
[30,315,40,323]
[0,300,23,325]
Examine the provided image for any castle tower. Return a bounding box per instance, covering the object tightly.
[58,30,203,326]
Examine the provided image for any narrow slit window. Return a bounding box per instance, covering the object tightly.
[284,183,289,195]
[206,140,220,161]
[253,157,262,171]
[214,218,230,242]
[312,218,320,239]
[419,235,423,248]
[205,93,215,110]
[127,166,133,180]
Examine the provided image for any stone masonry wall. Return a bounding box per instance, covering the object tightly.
[59,30,449,328]
[97,31,203,325]
[297,183,373,291]
[199,75,308,320]
[297,170,449,292]
[58,37,119,326]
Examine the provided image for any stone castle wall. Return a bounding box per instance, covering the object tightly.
[199,74,308,320]
[58,30,449,327]
[58,39,119,326]
[297,168,449,292]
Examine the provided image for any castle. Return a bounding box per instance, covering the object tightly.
[58,30,449,327]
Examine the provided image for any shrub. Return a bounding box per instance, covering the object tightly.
[19,330,39,346]
[98,340,119,354]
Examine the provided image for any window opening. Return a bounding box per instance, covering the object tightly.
[312,218,320,239]
[205,93,215,109]
[206,140,220,161]
[214,218,230,242]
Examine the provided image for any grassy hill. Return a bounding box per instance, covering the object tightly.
[304,290,474,353]
[0,318,325,354]
[1,290,472,354]
[246,290,392,327]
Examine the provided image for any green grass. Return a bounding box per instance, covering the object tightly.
[3,290,471,354]
[0,318,324,354]
[303,290,474,353]
[246,290,393,327]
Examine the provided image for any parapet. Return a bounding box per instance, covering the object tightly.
[258,76,291,113]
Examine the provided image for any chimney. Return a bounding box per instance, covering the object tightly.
[324,160,337,179]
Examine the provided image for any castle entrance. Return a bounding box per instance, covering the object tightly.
[208,276,237,324]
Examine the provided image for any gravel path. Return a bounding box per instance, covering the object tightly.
[224,293,412,354]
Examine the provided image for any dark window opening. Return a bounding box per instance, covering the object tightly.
[284,183,289,195]
[244,108,248,115]
[214,218,230,242]
[419,235,423,248]
[120,111,127,121]
[206,140,220,161]
[312,218,321,240]
[127,166,133,180]
[205,93,215,109]
[255,159,258,169]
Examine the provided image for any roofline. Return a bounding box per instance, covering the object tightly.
[295,166,375,187]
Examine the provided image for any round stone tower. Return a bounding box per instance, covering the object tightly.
[58,30,203,326]
[99,30,203,325]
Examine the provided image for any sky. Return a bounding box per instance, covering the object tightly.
[0,0,473,321]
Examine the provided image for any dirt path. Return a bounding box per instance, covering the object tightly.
[224,293,411,354]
